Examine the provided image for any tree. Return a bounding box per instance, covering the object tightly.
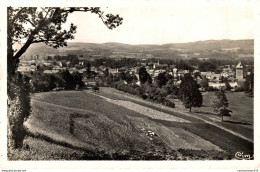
[244,72,254,96]
[138,66,150,84]
[8,7,123,76]
[7,7,123,149]
[220,76,228,83]
[71,71,84,89]
[179,75,203,112]
[213,90,232,122]
[200,77,209,89]
[225,81,231,91]
[119,71,126,80]
[156,72,168,88]
[104,68,109,77]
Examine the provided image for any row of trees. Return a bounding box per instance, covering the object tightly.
[30,71,84,92]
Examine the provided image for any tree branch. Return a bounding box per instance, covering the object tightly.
[24,18,36,27]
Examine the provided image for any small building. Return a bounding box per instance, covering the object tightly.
[153,64,168,69]
[43,70,60,74]
[17,66,31,74]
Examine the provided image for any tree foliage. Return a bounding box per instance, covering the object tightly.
[200,77,209,88]
[199,62,217,72]
[244,72,254,96]
[179,75,203,112]
[213,90,232,121]
[156,72,173,88]
[138,66,151,84]
[7,7,123,75]
[225,81,231,91]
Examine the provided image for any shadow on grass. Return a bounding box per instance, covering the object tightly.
[26,131,93,153]
[224,120,252,126]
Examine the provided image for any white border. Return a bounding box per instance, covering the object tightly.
[0,0,260,170]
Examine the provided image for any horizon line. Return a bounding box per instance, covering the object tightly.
[66,38,254,46]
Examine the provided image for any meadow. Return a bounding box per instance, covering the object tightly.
[8,88,253,160]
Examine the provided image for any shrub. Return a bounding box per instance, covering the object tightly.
[206,86,219,92]
[164,99,175,108]
[141,94,148,99]
[56,70,76,90]
[30,72,57,92]
[234,86,245,92]
[7,73,31,148]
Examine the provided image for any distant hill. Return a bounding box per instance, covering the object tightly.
[21,39,254,60]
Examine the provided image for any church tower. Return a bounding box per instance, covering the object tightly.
[236,62,244,81]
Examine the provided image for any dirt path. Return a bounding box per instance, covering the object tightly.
[86,91,190,123]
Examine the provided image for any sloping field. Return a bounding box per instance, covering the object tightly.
[19,88,253,160]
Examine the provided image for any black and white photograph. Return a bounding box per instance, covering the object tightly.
[1,0,260,170]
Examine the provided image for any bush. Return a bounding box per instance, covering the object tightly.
[30,70,84,93]
[112,81,175,108]
[164,99,175,108]
[31,72,58,92]
[7,73,31,148]
[205,86,219,92]
[234,86,245,92]
[141,94,148,99]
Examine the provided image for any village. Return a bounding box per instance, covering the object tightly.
[17,54,253,91]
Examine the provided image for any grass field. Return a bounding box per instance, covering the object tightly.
[196,92,253,124]
[8,88,254,160]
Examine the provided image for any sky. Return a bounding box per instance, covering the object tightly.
[59,2,254,45]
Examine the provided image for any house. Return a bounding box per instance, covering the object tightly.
[193,70,200,74]
[177,70,190,78]
[205,72,215,79]
[153,59,168,69]
[211,73,221,81]
[153,63,168,69]
[17,66,31,74]
[43,62,52,66]
[43,70,59,74]
[78,68,87,74]
[153,69,166,77]
[198,58,209,61]
[78,61,85,66]
[147,69,154,76]
[200,72,207,77]
[221,71,231,78]
[110,68,121,76]
[66,61,71,66]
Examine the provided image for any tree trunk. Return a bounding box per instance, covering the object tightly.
[190,107,191,112]
[222,115,223,122]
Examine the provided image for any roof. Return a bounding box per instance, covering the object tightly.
[154,64,168,68]
[43,70,59,74]
[236,62,243,68]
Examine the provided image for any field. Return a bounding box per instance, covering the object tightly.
[8,88,253,160]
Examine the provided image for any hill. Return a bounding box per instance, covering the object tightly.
[20,39,254,60]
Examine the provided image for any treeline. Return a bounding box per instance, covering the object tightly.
[91,57,140,68]
[111,81,176,108]
[30,71,84,92]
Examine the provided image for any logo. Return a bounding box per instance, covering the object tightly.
[235,152,254,160]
